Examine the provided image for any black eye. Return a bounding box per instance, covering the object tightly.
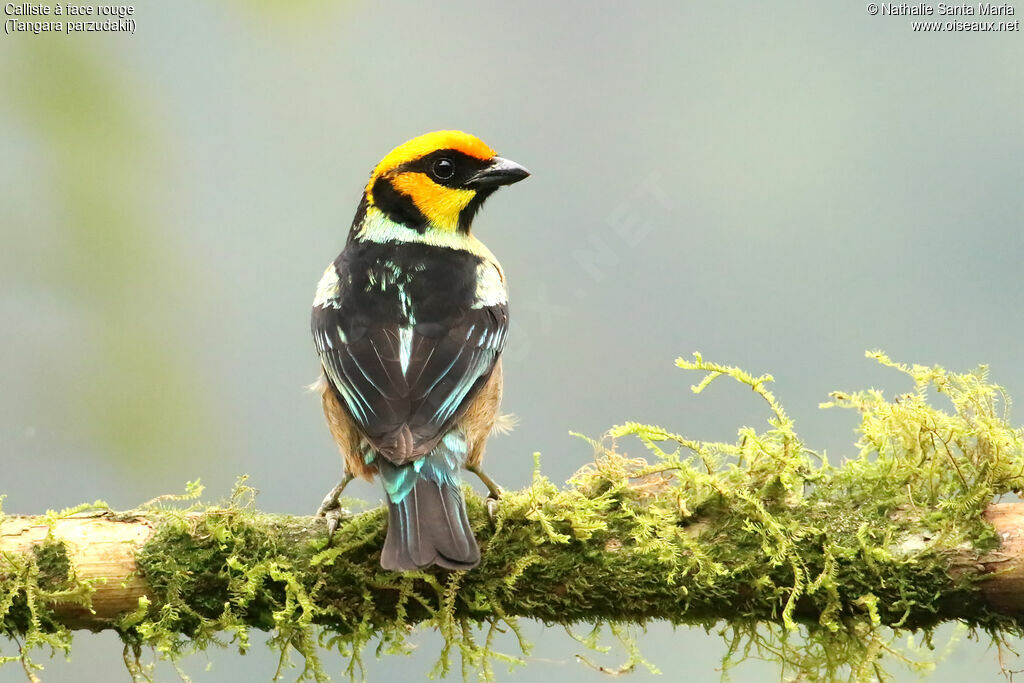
[432,158,455,180]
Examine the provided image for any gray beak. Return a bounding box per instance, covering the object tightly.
[465,156,531,189]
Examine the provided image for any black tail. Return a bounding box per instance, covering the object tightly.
[380,477,480,571]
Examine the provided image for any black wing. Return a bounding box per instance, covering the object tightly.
[313,302,507,465]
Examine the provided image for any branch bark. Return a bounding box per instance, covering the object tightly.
[2,501,1024,632]
[977,504,1024,612]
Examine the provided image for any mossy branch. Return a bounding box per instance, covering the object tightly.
[3,352,1024,682]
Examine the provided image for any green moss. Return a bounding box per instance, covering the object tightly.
[3,352,1024,681]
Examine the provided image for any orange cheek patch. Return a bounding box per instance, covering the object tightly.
[390,173,475,232]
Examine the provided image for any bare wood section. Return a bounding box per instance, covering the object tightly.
[0,513,155,627]
[982,503,1024,613]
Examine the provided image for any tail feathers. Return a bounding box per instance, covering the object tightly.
[381,476,480,571]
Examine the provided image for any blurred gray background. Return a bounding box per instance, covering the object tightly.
[2,1,1022,680]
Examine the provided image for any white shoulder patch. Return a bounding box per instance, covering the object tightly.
[313,263,341,308]
[473,261,507,308]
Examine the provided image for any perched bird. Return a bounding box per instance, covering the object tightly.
[311,131,528,571]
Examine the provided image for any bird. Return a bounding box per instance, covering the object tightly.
[310,130,528,571]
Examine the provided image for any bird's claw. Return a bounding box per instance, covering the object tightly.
[324,506,349,539]
[317,478,353,542]
[317,498,350,542]
[485,495,499,524]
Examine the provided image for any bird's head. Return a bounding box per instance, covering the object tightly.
[360,131,529,235]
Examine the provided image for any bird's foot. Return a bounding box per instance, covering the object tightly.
[466,463,502,525]
[317,495,351,540]
[467,463,502,499]
[322,504,350,539]
[317,474,355,541]
[485,495,500,524]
